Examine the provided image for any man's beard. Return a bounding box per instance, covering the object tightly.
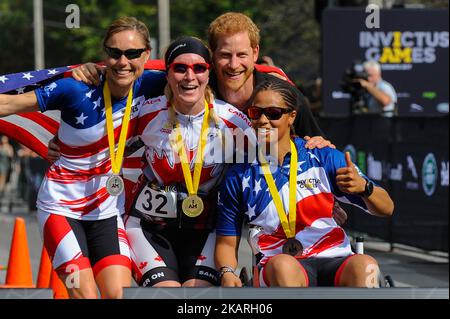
[224,68,253,92]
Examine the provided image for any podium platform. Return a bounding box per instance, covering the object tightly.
[0,288,53,299]
[123,287,449,299]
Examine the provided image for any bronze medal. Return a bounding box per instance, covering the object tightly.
[282,238,303,257]
[106,175,124,196]
[182,195,204,218]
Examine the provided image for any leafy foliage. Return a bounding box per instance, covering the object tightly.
[0,0,447,85]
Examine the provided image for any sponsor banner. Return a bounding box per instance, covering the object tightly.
[322,8,449,116]
[319,115,448,251]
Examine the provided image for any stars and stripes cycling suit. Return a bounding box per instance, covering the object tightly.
[124,95,253,286]
[34,71,165,277]
[217,136,376,287]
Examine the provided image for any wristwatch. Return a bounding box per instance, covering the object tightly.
[360,178,374,197]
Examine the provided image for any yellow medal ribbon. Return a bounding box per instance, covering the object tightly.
[260,140,298,238]
[173,100,210,196]
[103,81,133,175]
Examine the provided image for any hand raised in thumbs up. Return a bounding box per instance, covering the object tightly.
[336,152,367,195]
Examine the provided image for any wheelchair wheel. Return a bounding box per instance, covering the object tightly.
[239,266,252,287]
[384,275,395,287]
[378,271,395,287]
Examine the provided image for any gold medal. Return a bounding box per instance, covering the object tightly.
[182,195,204,218]
[282,238,303,257]
[171,100,211,219]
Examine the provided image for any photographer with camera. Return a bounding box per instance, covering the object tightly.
[357,60,397,117]
[342,60,397,117]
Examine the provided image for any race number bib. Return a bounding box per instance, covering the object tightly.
[135,184,177,218]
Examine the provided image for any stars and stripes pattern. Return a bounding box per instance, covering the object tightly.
[0,66,73,161]
[217,137,372,266]
[0,66,73,94]
[0,60,165,160]
[0,61,166,220]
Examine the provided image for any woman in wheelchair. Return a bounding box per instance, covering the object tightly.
[215,78,394,287]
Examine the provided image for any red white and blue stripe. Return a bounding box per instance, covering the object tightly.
[217,137,372,265]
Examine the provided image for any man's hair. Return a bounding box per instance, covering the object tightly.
[103,16,151,50]
[208,12,260,52]
[363,60,381,73]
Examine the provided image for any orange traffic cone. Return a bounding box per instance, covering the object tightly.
[36,246,52,288]
[3,217,34,288]
[50,270,69,299]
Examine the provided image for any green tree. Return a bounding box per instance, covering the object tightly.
[0,0,158,73]
[0,0,447,84]
[0,0,35,73]
[169,0,320,84]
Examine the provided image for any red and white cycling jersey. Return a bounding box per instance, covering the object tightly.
[35,72,165,220]
[138,95,252,191]
[133,95,252,221]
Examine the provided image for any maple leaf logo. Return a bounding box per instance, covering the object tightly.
[139,261,148,269]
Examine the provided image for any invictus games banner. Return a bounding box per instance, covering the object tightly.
[322,8,449,116]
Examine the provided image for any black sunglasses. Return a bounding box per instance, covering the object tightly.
[247,106,293,120]
[104,46,147,60]
[168,62,210,74]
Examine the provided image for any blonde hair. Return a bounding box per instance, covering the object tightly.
[208,12,260,52]
[103,16,151,49]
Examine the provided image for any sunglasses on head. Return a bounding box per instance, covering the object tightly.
[104,46,147,60]
[247,106,293,120]
[168,62,210,74]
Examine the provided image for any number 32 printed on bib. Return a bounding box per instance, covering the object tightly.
[135,184,177,218]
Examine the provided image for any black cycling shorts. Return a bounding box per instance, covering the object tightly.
[125,216,219,287]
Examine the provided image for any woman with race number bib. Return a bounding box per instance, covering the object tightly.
[124,36,254,287]
[0,17,165,298]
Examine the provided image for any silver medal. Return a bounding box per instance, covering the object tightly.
[106,175,124,196]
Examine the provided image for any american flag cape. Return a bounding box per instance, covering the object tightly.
[0,66,73,159]
[0,60,165,160]
[0,60,166,204]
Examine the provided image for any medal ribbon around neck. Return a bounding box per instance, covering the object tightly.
[103,80,133,175]
[173,100,210,197]
[260,140,298,238]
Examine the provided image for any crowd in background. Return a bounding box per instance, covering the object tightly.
[0,135,48,212]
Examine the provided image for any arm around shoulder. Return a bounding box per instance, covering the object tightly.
[0,91,40,117]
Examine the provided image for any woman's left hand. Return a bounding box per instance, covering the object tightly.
[336,152,366,194]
